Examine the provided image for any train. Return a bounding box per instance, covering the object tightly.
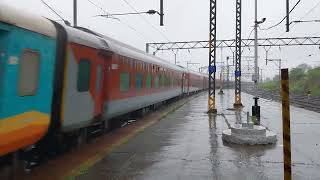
[0,3,208,160]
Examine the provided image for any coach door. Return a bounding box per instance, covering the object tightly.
[94,63,104,116]
[182,73,188,94]
[94,50,113,117]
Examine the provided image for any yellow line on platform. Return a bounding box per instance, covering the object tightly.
[64,94,200,180]
[65,121,155,180]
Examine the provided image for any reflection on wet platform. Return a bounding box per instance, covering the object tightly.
[77,90,320,180]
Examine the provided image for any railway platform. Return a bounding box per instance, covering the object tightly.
[74,89,320,180]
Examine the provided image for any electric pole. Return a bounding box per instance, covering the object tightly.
[286,0,290,32]
[174,53,177,64]
[208,0,218,113]
[254,0,258,85]
[172,50,178,64]
[266,58,282,81]
[74,0,77,27]
[160,0,164,26]
[226,56,230,87]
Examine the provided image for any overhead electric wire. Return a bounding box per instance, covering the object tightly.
[120,0,172,43]
[87,0,109,15]
[297,0,320,21]
[260,0,302,30]
[264,0,320,57]
[247,27,255,40]
[292,19,320,23]
[277,0,320,37]
[310,31,320,36]
[40,0,70,25]
[285,0,320,33]
[241,27,255,54]
[86,0,155,42]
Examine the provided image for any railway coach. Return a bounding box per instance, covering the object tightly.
[0,3,208,161]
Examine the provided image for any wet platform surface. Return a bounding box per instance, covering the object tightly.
[77,90,320,180]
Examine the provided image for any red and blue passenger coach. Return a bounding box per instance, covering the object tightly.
[59,26,187,132]
[0,3,208,160]
[0,4,57,156]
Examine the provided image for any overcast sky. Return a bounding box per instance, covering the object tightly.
[4,0,320,80]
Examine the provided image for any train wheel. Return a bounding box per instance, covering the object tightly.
[77,128,88,147]
[9,152,24,180]
[103,120,110,133]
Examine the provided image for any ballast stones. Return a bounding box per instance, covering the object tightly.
[222,123,277,145]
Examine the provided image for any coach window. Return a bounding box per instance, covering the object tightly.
[130,60,134,69]
[96,65,102,93]
[160,74,165,87]
[154,76,159,88]
[120,73,130,92]
[146,74,152,89]
[18,49,40,96]
[135,73,143,89]
[77,59,91,92]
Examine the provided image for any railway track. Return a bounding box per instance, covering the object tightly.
[243,86,320,113]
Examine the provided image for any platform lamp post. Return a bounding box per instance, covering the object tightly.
[252,0,266,124]
[253,3,266,87]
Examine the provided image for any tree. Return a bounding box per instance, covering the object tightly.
[273,75,280,81]
[289,68,305,82]
[296,63,312,72]
[265,77,271,82]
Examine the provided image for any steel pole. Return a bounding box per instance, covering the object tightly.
[208,0,217,113]
[74,0,77,27]
[227,57,230,87]
[160,0,164,26]
[146,43,149,53]
[286,0,290,32]
[279,59,282,80]
[234,0,242,107]
[175,53,177,64]
[254,0,258,85]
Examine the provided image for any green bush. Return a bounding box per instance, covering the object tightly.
[261,65,320,96]
[260,81,279,91]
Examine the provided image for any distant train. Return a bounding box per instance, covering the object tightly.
[0,3,208,159]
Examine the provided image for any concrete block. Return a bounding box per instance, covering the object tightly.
[222,125,277,145]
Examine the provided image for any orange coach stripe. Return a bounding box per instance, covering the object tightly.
[0,111,50,156]
[0,125,48,156]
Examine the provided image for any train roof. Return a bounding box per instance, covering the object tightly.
[0,3,56,37]
[0,4,206,77]
[61,24,207,77]
[104,35,185,72]
[187,69,208,77]
[62,25,185,72]
[64,26,110,50]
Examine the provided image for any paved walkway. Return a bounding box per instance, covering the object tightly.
[78,90,320,180]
